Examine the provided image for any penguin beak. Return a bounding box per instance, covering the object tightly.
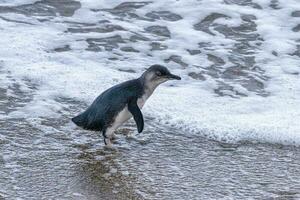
[167,73,181,80]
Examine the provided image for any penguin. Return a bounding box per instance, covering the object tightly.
[71,64,181,147]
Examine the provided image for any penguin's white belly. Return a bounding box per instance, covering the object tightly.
[112,95,149,129]
[112,107,132,129]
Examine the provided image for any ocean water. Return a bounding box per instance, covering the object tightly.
[0,0,300,199]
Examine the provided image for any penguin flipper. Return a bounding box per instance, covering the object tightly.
[128,98,144,133]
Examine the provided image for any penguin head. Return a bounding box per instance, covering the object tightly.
[142,64,181,86]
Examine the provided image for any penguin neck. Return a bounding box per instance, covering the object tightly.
[144,82,159,97]
[139,76,161,98]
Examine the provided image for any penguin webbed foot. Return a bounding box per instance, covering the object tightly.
[104,143,117,151]
[104,137,116,149]
[111,133,118,140]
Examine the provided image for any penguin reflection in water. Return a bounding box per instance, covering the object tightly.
[72,64,181,147]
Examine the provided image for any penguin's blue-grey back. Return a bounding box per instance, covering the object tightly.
[72,79,143,131]
[71,92,110,131]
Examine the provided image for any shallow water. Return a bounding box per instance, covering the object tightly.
[1,107,300,199]
[1,0,300,199]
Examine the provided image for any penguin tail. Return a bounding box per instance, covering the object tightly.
[72,112,103,131]
[72,113,87,128]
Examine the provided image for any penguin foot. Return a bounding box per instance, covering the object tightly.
[104,144,117,151]
[112,140,121,145]
[104,137,113,146]
[111,134,118,140]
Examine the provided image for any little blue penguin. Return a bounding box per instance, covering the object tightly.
[71,64,181,147]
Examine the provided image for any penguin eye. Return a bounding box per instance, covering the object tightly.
[156,71,162,76]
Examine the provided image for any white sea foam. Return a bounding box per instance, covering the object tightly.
[0,0,300,145]
[0,0,38,6]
